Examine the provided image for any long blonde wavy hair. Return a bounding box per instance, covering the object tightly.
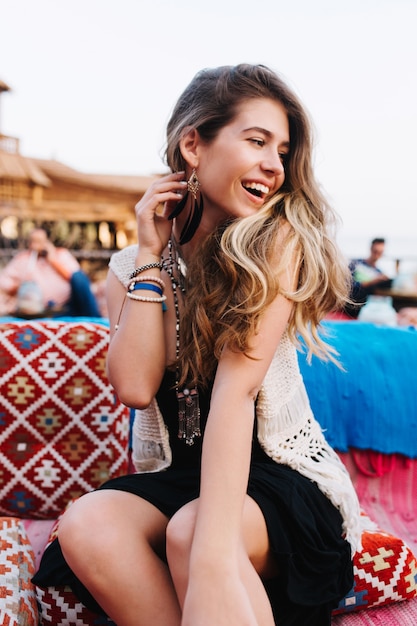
[165,64,350,387]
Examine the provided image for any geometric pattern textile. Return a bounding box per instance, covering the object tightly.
[0,321,130,519]
[0,516,38,626]
[36,586,116,626]
[334,513,417,614]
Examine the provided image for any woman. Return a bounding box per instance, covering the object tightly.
[33,64,361,625]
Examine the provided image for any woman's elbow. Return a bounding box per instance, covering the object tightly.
[106,368,157,409]
[114,386,155,410]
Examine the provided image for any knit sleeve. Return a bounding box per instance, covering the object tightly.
[108,245,139,288]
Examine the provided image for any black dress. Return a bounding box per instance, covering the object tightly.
[33,370,353,625]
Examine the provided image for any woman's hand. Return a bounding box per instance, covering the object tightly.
[182,572,259,626]
[135,171,187,258]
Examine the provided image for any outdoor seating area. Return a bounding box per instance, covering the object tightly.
[0,318,416,625]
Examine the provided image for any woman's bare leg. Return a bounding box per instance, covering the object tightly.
[166,496,276,625]
[58,490,181,626]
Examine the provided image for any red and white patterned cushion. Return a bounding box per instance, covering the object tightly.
[0,516,38,625]
[0,321,130,519]
[36,585,116,626]
[334,514,417,614]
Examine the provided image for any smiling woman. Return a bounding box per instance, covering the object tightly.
[33,64,360,626]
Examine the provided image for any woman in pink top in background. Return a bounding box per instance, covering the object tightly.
[0,227,101,317]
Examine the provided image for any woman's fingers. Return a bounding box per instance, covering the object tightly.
[135,172,187,217]
[134,172,187,255]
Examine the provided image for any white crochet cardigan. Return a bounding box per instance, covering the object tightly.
[109,246,362,554]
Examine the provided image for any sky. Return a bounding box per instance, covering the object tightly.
[1,0,416,263]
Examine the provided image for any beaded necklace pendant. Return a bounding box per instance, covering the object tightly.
[163,238,201,445]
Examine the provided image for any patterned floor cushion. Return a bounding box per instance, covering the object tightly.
[0,516,38,625]
[0,321,130,519]
[36,500,115,625]
[36,585,116,626]
[334,513,417,614]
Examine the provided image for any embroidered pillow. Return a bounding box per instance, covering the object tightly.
[334,513,417,614]
[0,516,38,625]
[0,321,130,519]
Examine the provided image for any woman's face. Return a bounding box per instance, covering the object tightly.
[195,97,290,222]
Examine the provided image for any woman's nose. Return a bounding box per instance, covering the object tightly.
[262,150,285,174]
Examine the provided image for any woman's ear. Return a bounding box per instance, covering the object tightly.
[179,128,200,169]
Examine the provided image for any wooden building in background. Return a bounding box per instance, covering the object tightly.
[0,80,161,280]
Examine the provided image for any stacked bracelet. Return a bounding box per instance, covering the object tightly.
[126,275,166,303]
[126,292,167,304]
[129,262,163,280]
[129,275,165,289]
[129,282,163,296]
[127,275,166,296]
[126,265,167,308]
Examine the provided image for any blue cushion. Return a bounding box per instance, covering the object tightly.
[298,322,417,457]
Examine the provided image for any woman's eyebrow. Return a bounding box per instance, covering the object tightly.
[243,126,272,136]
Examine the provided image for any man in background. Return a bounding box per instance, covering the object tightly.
[0,228,101,318]
[344,237,393,318]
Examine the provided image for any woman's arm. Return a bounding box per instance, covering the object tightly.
[105,172,187,409]
[195,292,293,554]
[105,266,168,408]
[183,255,298,624]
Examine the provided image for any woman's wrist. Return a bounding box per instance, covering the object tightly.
[134,250,162,267]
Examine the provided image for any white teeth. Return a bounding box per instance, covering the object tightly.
[243,182,269,194]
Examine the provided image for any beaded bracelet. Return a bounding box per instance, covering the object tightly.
[126,292,167,303]
[129,282,163,296]
[129,275,165,289]
[129,262,163,280]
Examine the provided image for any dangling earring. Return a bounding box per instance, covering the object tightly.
[168,168,204,245]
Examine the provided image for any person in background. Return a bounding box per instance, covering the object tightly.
[33,64,361,625]
[344,237,393,318]
[0,227,101,317]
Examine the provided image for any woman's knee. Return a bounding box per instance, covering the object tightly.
[58,491,110,555]
[59,490,169,557]
[166,501,197,559]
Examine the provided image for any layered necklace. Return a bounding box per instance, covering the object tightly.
[163,238,201,446]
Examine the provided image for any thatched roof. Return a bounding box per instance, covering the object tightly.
[0,152,163,223]
[0,152,51,186]
[32,158,160,194]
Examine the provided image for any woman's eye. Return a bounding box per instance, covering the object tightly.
[250,138,265,147]
[279,152,289,165]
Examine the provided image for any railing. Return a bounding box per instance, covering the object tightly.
[0,134,20,154]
